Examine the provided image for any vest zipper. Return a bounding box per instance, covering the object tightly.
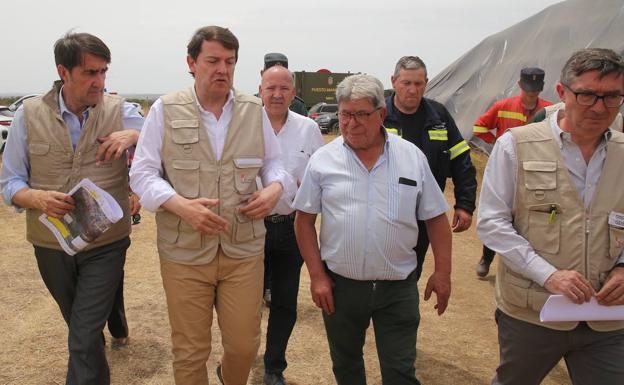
[584,214,590,278]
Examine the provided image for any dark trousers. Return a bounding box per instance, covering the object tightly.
[323,269,421,385]
[483,245,496,264]
[107,270,128,339]
[263,218,303,375]
[493,310,624,385]
[34,237,130,385]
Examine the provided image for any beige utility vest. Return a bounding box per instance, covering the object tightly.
[156,88,266,264]
[24,83,131,250]
[494,121,624,331]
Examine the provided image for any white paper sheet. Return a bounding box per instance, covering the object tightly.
[539,295,624,322]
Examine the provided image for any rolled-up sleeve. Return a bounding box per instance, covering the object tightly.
[0,108,30,209]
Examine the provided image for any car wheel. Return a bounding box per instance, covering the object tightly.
[331,122,340,134]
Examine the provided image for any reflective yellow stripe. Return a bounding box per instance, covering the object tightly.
[386,127,401,137]
[449,140,469,160]
[497,110,527,122]
[428,130,448,141]
[473,125,490,134]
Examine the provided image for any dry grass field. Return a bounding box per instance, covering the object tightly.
[0,150,571,385]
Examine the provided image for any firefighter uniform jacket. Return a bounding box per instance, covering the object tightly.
[384,94,476,214]
[473,95,552,144]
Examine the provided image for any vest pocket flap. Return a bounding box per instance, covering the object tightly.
[234,158,263,169]
[523,161,556,172]
[28,142,50,155]
[171,119,199,129]
[172,160,200,170]
[504,269,532,289]
[171,127,199,144]
[523,161,557,190]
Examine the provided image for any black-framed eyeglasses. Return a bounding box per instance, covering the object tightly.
[562,83,624,108]
[338,107,381,122]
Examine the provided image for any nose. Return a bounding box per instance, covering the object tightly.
[215,60,227,74]
[590,97,608,113]
[94,71,106,89]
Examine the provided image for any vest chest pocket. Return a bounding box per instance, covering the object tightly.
[527,203,561,254]
[233,158,263,195]
[608,225,624,259]
[28,142,68,189]
[523,161,557,201]
[171,120,199,144]
[171,160,200,198]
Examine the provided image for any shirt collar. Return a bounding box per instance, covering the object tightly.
[549,109,611,149]
[58,85,90,120]
[192,87,234,113]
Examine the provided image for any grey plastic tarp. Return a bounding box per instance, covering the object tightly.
[425,0,624,153]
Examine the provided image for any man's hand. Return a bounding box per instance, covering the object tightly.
[309,270,335,315]
[451,208,472,233]
[544,270,595,304]
[239,182,283,219]
[596,266,624,306]
[129,192,141,216]
[176,197,228,235]
[32,190,75,218]
[424,271,451,315]
[96,129,140,163]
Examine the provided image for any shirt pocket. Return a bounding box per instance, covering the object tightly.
[171,159,200,198]
[398,181,418,224]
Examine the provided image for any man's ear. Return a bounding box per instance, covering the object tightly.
[57,64,69,82]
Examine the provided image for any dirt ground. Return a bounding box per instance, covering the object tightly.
[0,151,571,385]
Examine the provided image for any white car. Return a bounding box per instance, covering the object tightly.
[1,114,12,153]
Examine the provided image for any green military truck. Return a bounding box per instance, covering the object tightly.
[294,70,357,109]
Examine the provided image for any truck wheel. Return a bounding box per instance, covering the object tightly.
[331,122,340,134]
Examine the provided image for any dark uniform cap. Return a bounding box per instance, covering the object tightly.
[519,67,545,92]
[264,53,288,70]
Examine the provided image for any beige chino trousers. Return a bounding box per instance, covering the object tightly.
[160,247,264,385]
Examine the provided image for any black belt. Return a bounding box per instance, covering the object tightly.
[264,212,296,223]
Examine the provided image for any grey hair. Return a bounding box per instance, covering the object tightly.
[335,74,386,109]
[560,48,624,85]
[393,56,428,78]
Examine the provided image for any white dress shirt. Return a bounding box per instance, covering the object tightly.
[129,89,295,212]
[294,133,448,281]
[269,110,324,215]
[477,113,624,286]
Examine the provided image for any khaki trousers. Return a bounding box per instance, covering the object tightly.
[160,248,264,385]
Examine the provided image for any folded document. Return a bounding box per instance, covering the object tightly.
[540,295,624,322]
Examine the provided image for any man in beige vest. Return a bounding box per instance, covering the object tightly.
[477,48,624,385]
[129,26,294,385]
[0,33,143,385]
